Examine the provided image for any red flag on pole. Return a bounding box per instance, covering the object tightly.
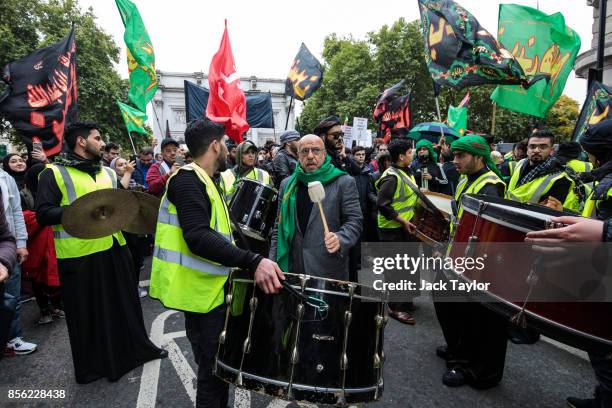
[206,20,248,143]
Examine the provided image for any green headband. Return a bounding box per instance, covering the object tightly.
[451,135,502,179]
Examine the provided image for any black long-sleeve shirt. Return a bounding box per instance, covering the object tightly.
[167,170,262,273]
[36,168,66,226]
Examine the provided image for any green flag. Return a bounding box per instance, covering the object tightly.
[490,4,580,118]
[447,105,467,135]
[117,100,148,135]
[115,0,157,112]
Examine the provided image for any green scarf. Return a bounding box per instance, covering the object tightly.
[276,155,346,271]
[416,139,438,163]
[451,135,503,179]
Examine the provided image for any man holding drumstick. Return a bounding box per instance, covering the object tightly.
[149,118,283,408]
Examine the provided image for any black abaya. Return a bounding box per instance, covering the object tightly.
[58,238,161,384]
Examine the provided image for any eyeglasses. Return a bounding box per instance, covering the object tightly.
[299,147,324,156]
[327,132,344,140]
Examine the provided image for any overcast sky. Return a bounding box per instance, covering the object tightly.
[78,0,594,109]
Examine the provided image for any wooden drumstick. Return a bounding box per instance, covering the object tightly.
[307,181,330,235]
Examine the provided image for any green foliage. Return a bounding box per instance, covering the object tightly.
[0,0,152,153]
[299,18,580,144]
[543,95,580,142]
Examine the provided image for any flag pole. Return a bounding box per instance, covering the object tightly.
[491,102,497,135]
[285,95,294,130]
[127,130,138,157]
[434,96,445,145]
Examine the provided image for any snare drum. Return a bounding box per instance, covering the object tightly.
[411,191,452,246]
[214,271,387,405]
[449,194,612,353]
[229,179,278,241]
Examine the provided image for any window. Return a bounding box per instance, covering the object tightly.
[172,109,186,124]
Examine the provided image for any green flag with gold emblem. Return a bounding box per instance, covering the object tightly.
[115,0,157,112]
[490,4,581,118]
[117,100,147,135]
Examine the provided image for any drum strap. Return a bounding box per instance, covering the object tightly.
[280,280,329,316]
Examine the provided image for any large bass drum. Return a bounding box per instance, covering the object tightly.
[449,194,612,353]
[228,178,278,241]
[214,271,387,405]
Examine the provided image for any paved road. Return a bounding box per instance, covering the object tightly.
[0,260,595,407]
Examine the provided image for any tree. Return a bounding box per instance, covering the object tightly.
[0,0,152,153]
[299,18,580,145]
[543,95,580,142]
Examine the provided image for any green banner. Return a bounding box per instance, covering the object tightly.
[447,105,467,135]
[115,0,157,112]
[490,4,580,118]
[117,100,147,135]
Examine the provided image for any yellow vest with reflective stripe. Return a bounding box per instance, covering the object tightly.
[506,159,579,212]
[149,163,234,314]
[567,159,593,174]
[48,164,126,259]
[581,182,612,219]
[375,167,418,229]
[451,170,505,234]
[219,167,271,203]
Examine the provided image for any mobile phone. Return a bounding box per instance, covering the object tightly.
[32,137,43,153]
[130,154,137,163]
[175,155,185,166]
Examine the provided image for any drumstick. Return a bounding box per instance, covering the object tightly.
[307,181,330,235]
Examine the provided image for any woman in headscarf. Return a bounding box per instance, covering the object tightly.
[3,154,27,192]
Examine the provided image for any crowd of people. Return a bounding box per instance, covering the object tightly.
[0,113,609,408]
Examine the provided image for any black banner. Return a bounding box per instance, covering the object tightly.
[418,0,528,89]
[373,80,411,139]
[0,28,77,156]
[285,43,323,101]
[573,81,612,141]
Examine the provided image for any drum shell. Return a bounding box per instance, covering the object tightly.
[215,273,385,404]
[449,194,612,353]
[229,179,278,241]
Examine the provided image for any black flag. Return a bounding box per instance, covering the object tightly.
[417,0,528,90]
[573,81,612,141]
[0,28,78,156]
[285,43,324,101]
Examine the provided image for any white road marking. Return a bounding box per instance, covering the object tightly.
[234,388,251,408]
[137,310,175,408]
[166,340,197,404]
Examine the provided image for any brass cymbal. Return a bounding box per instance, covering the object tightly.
[123,191,161,235]
[62,189,139,239]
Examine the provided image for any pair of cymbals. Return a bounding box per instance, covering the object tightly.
[62,189,161,239]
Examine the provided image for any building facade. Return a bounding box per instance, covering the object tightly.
[151,71,296,148]
[575,0,612,84]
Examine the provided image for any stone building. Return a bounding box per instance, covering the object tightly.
[151,71,296,148]
[575,0,612,84]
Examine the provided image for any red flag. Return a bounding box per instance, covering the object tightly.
[206,21,248,143]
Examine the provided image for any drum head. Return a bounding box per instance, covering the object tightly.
[423,192,452,217]
[460,194,575,232]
